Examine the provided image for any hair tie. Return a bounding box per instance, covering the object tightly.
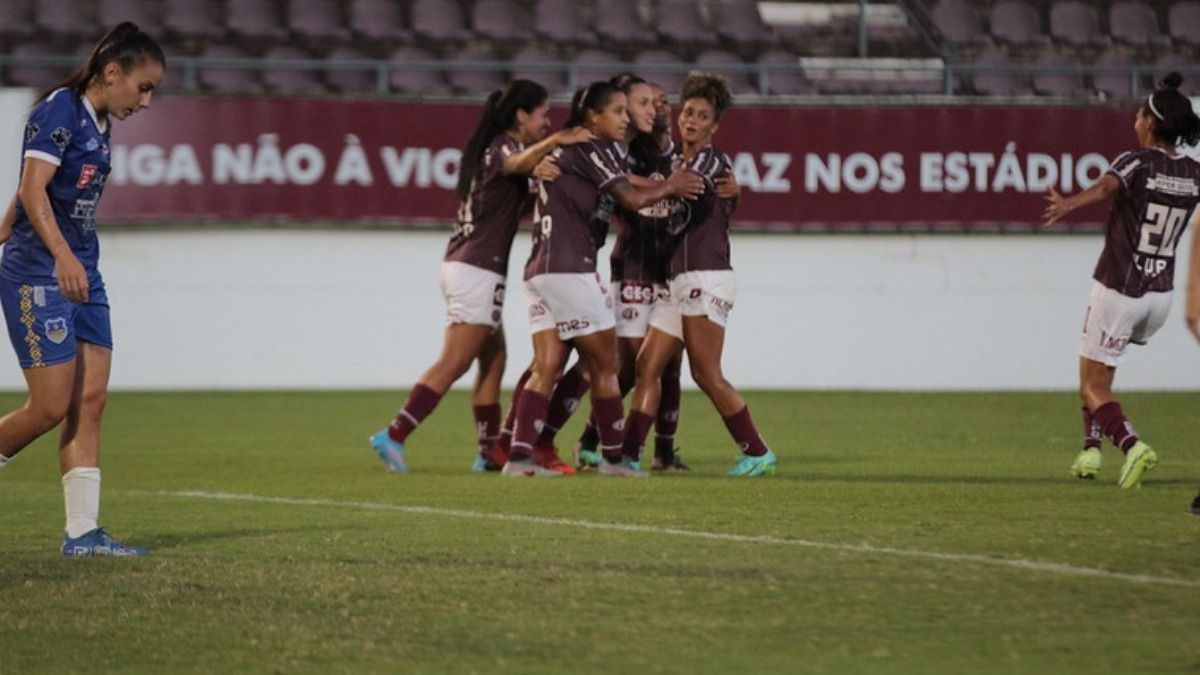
[1148,93,1165,121]
[576,85,591,112]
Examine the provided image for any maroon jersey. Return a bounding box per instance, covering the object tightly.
[1093,149,1200,297]
[611,141,676,284]
[664,144,736,277]
[444,135,533,274]
[524,140,629,279]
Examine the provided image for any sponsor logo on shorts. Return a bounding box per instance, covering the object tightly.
[622,308,639,321]
[1100,330,1130,353]
[492,309,502,322]
[620,282,655,305]
[44,318,68,344]
[529,302,547,318]
[32,286,46,307]
[709,296,733,317]
[688,288,702,300]
[492,283,506,307]
[556,319,591,333]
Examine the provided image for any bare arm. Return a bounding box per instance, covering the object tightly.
[503,127,595,177]
[17,158,88,302]
[608,168,705,212]
[1186,223,1200,343]
[0,193,17,244]
[1043,174,1121,227]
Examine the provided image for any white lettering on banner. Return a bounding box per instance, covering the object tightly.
[915,146,1109,195]
[334,134,372,185]
[380,147,462,189]
[213,144,253,184]
[803,152,905,193]
[110,144,203,186]
[731,152,792,193]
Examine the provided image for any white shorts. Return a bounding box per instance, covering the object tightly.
[525,273,616,341]
[1079,280,1171,367]
[440,261,505,328]
[613,280,667,339]
[650,270,737,339]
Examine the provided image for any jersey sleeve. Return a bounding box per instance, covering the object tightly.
[571,143,628,191]
[686,146,726,188]
[1106,151,1142,191]
[495,136,524,176]
[23,90,76,168]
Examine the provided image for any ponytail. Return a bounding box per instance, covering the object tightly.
[39,22,166,103]
[456,79,549,201]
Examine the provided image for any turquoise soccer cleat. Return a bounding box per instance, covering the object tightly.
[368,428,407,473]
[727,449,778,477]
[1069,447,1102,480]
[1117,441,1157,490]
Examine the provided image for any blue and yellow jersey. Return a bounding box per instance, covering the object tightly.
[3,88,112,284]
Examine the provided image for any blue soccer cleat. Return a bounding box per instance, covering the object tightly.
[61,527,148,557]
[471,455,488,472]
[727,449,778,477]
[368,428,407,473]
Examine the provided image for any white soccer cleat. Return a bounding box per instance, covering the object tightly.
[501,458,564,477]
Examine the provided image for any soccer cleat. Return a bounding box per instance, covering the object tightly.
[501,457,564,477]
[727,449,778,477]
[652,448,691,472]
[1117,441,1157,490]
[368,428,407,473]
[1069,447,1102,480]
[597,456,650,477]
[533,443,576,475]
[1189,494,1200,516]
[471,456,488,472]
[488,442,510,470]
[573,442,602,471]
[61,528,148,557]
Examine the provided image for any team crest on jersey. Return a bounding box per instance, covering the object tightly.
[44,318,68,344]
[24,122,39,143]
[76,165,98,189]
[50,127,71,151]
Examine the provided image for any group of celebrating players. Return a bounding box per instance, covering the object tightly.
[2,22,1200,557]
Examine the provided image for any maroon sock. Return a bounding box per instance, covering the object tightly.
[510,389,549,461]
[621,410,654,461]
[388,384,442,443]
[1092,401,1140,453]
[473,404,501,458]
[537,364,590,446]
[1081,406,1102,451]
[592,394,626,463]
[496,369,532,452]
[577,418,600,452]
[654,375,681,454]
[723,405,770,457]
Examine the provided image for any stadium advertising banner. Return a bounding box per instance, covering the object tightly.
[101,98,1135,230]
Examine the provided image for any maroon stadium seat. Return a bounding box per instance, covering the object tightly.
[472,0,527,44]
[226,0,288,41]
[96,0,162,36]
[634,49,686,96]
[261,46,328,96]
[931,0,990,46]
[350,0,412,42]
[594,0,656,48]
[198,45,261,95]
[287,0,351,42]
[990,1,1051,47]
[655,0,718,48]
[510,46,569,94]
[712,0,775,47]
[388,46,451,95]
[695,50,758,96]
[1154,53,1199,95]
[1109,1,1172,48]
[534,0,594,46]
[1032,49,1089,98]
[411,0,472,42]
[34,0,95,40]
[1090,52,1143,100]
[971,49,1033,97]
[324,46,377,93]
[1169,1,1200,46]
[163,0,226,40]
[7,43,80,89]
[0,0,36,40]
[447,44,506,94]
[570,49,624,84]
[1049,1,1111,47]
[756,50,816,96]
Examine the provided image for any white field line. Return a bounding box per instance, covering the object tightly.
[139,489,1200,589]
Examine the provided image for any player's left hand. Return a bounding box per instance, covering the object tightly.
[1187,314,1200,344]
[714,170,741,201]
[533,155,561,182]
[1043,188,1069,227]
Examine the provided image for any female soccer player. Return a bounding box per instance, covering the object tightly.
[501,81,703,477]
[617,73,777,477]
[0,23,164,556]
[368,80,591,473]
[1189,229,1200,514]
[1043,72,1200,489]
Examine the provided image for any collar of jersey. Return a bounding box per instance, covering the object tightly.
[81,94,107,134]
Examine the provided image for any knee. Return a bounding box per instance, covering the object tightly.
[80,386,108,419]
[689,363,723,393]
[26,398,68,433]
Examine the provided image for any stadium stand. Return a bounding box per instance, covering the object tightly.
[0,0,1195,99]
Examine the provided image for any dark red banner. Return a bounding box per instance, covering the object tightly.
[100,98,1145,230]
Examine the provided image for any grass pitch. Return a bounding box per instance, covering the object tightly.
[1,390,1199,674]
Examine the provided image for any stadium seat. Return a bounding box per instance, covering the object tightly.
[97,0,163,37]
[970,49,1033,96]
[570,49,624,86]
[33,0,95,40]
[634,49,686,95]
[411,0,472,43]
[1168,1,1200,46]
[930,0,990,47]
[324,46,377,94]
[7,43,79,89]
[594,0,657,48]
[1154,53,1198,94]
[0,0,36,41]
[695,49,758,96]
[989,1,1051,47]
[756,50,816,96]
[163,0,226,40]
[472,0,528,45]
[534,0,595,46]
[226,0,288,41]
[388,46,451,95]
[1031,49,1089,98]
[510,46,569,94]
[198,45,261,95]
[655,0,719,49]
[1049,1,1110,47]
[287,0,351,42]
[1109,1,1172,48]
[447,44,506,94]
[350,0,412,42]
[712,0,775,48]
[261,46,328,95]
[1090,52,1144,99]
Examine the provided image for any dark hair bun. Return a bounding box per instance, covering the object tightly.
[1159,72,1184,90]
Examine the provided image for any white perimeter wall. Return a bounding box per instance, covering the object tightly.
[0,228,1195,391]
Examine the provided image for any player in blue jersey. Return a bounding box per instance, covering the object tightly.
[1044,73,1200,490]
[0,23,164,556]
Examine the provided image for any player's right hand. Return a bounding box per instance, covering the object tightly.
[533,155,561,182]
[54,252,88,303]
[558,127,595,146]
[668,168,706,200]
[1042,188,1069,227]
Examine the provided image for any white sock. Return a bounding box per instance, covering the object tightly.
[0,454,9,471]
[62,467,101,539]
